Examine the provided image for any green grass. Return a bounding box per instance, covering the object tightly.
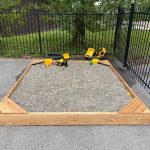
[0,28,115,57]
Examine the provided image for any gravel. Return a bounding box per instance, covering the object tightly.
[11,61,132,112]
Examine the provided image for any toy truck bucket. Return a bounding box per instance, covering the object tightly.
[63,53,70,59]
[85,48,95,58]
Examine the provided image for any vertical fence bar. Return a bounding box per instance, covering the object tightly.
[65,15,68,53]
[17,11,21,55]
[44,13,48,53]
[123,4,135,67]
[37,9,42,54]
[5,12,12,54]
[29,10,35,54]
[98,14,101,49]
[62,15,64,53]
[26,11,32,54]
[10,12,16,55]
[12,11,17,54]
[59,15,61,53]
[40,13,45,54]
[68,15,71,54]
[55,15,59,51]
[0,13,4,54]
[23,9,28,54]
[52,15,55,53]
[94,14,97,49]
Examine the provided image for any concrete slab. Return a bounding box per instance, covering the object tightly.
[0,126,150,150]
[0,59,31,100]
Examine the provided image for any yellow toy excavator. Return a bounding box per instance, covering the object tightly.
[95,48,107,58]
[56,53,70,67]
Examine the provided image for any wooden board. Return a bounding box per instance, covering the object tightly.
[0,97,27,114]
[0,113,150,125]
[99,60,111,66]
[31,59,44,65]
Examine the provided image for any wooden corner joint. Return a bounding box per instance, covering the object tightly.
[0,96,27,114]
[119,96,148,113]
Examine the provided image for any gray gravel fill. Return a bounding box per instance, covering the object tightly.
[11,61,131,112]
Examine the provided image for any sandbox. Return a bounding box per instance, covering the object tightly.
[0,59,150,125]
[11,62,131,112]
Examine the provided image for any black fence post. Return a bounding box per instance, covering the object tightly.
[123,4,135,67]
[37,9,42,54]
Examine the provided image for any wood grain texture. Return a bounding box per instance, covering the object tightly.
[0,112,150,125]
[0,97,27,114]
[134,103,147,113]
[119,97,148,113]
[0,108,2,114]
[99,60,111,66]
[31,59,45,65]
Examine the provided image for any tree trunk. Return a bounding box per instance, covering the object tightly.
[114,7,125,52]
[73,14,85,47]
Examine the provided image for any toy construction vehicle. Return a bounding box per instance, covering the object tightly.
[56,53,70,67]
[85,47,110,60]
[94,48,107,58]
[85,48,95,58]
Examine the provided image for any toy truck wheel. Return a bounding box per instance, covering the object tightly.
[65,64,68,67]
[59,63,62,66]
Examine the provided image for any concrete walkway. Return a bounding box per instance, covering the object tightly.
[0,58,150,150]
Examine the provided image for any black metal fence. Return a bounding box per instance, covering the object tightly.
[0,5,150,91]
[114,4,150,91]
[0,9,117,56]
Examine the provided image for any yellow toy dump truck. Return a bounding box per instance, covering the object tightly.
[56,53,70,67]
[85,48,95,58]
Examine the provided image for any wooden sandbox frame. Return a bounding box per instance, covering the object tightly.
[0,59,150,125]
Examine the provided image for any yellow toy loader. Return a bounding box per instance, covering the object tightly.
[85,47,109,60]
